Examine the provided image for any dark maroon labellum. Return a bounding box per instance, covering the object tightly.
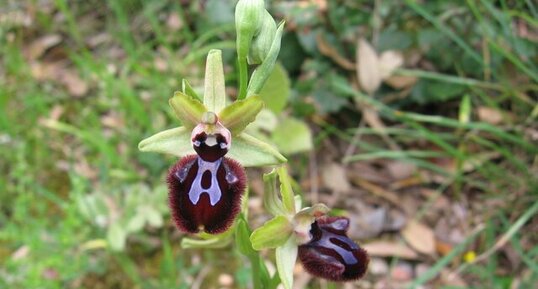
[298,216,369,282]
[167,154,246,234]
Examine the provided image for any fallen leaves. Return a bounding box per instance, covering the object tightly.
[363,241,419,260]
[23,34,62,60]
[402,220,436,255]
[321,162,351,193]
[356,38,405,94]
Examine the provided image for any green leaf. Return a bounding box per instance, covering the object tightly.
[247,108,278,133]
[169,91,207,129]
[276,166,296,214]
[459,94,471,124]
[126,212,146,232]
[275,236,297,289]
[235,218,256,256]
[271,118,313,155]
[263,169,287,216]
[219,95,264,135]
[107,222,127,251]
[250,216,292,250]
[145,207,163,227]
[204,49,226,113]
[138,127,194,157]
[228,133,287,167]
[182,79,201,101]
[259,63,290,113]
[410,79,466,104]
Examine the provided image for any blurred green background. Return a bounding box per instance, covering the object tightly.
[1,0,537,288]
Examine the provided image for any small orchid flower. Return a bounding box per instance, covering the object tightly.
[249,167,369,288]
[298,216,369,281]
[139,50,286,234]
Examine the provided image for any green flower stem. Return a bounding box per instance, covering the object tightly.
[248,254,266,289]
[238,56,249,100]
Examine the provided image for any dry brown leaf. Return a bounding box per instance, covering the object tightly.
[363,241,419,260]
[361,108,401,150]
[379,50,403,79]
[166,12,183,30]
[316,34,355,70]
[321,162,351,193]
[402,220,436,255]
[356,38,381,94]
[386,161,416,180]
[24,34,62,60]
[61,72,88,97]
[477,106,503,124]
[349,175,400,206]
[384,75,418,89]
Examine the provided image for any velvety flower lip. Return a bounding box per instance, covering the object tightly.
[168,155,246,234]
[298,216,369,282]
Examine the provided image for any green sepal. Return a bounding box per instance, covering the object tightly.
[228,133,287,167]
[181,227,234,249]
[182,79,201,101]
[138,128,286,167]
[276,166,296,214]
[263,169,287,216]
[204,49,226,113]
[169,91,207,129]
[250,215,292,250]
[181,234,232,249]
[275,236,297,289]
[219,95,264,135]
[138,127,194,156]
[235,217,256,256]
[247,21,285,97]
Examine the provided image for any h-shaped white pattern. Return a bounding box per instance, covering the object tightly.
[188,158,223,206]
[314,231,359,265]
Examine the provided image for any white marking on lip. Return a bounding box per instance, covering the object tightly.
[188,158,222,206]
[205,135,217,146]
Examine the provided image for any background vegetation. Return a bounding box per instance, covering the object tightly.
[1,0,536,288]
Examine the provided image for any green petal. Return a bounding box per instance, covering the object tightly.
[250,216,292,250]
[263,169,287,216]
[138,127,194,157]
[277,166,296,214]
[169,91,207,129]
[275,236,297,289]
[182,78,202,101]
[229,133,287,167]
[219,95,264,135]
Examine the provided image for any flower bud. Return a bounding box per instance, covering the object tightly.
[248,10,276,65]
[298,216,369,281]
[235,0,265,59]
